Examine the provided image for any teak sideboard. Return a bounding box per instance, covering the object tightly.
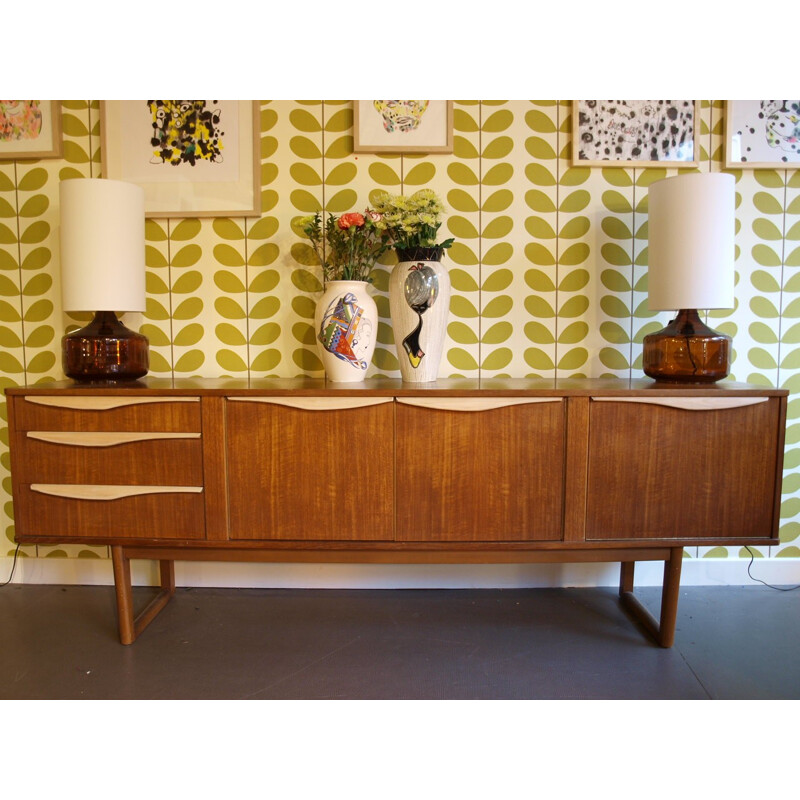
[5,377,787,647]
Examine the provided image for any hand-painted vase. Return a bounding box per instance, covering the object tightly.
[315,280,378,382]
[389,247,450,383]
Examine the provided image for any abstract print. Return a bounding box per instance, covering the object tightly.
[576,100,696,163]
[318,292,372,370]
[147,100,224,166]
[0,101,43,141]
[373,101,430,133]
[735,101,800,163]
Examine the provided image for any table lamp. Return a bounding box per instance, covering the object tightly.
[642,172,735,383]
[59,178,149,382]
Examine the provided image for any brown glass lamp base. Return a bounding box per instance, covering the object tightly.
[642,308,731,383]
[63,310,149,382]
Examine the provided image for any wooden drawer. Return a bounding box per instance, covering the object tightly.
[12,431,203,485]
[15,484,206,540]
[585,396,782,541]
[12,395,201,432]
[226,397,394,541]
[395,398,566,542]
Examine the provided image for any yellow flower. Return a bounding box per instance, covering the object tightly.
[412,189,437,204]
[372,191,392,212]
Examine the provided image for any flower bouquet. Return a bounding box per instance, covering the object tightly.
[371,189,454,262]
[298,211,384,284]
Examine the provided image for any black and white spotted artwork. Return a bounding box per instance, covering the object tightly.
[575,100,697,165]
[726,101,800,166]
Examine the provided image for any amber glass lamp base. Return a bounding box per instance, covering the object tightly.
[63,310,149,382]
[642,308,731,383]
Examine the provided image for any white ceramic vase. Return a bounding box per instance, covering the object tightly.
[315,280,378,382]
[388,248,451,383]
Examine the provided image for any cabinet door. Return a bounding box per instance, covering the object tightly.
[395,398,565,542]
[585,396,782,541]
[226,397,394,541]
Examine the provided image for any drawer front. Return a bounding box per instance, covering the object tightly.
[585,397,781,540]
[13,432,203,485]
[13,395,201,432]
[15,485,206,540]
[395,398,566,542]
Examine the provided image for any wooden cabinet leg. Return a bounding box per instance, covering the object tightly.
[160,559,176,595]
[619,547,683,648]
[110,546,176,645]
[619,561,635,594]
[657,547,683,648]
[111,546,136,645]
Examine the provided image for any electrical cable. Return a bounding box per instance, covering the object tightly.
[0,543,21,587]
[744,545,800,591]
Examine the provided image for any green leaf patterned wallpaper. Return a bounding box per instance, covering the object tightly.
[1,100,799,570]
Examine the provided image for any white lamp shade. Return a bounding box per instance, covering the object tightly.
[647,173,735,311]
[59,178,146,312]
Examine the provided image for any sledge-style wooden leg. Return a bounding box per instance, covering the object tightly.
[111,546,175,645]
[619,548,683,648]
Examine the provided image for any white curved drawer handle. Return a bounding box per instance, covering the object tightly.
[227,397,393,411]
[397,397,562,412]
[591,396,769,411]
[27,431,201,447]
[30,484,203,501]
[24,396,200,411]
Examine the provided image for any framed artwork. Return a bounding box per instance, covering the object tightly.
[572,100,700,167]
[0,101,62,159]
[725,100,800,169]
[354,101,453,154]
[101,100,261,218]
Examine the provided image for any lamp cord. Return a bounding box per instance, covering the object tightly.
[744,546,800,591]
[0,542,21,587]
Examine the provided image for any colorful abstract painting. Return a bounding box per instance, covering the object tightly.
[354,100,453,153]
[0,100,61,158]
[372,101,429,133]
[147,101,225,166]
[0,101,43,141]
[101,100,260,217]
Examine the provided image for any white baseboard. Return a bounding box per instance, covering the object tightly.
[3,556,800,589]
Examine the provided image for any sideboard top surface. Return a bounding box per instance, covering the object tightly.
[2,377,788,397]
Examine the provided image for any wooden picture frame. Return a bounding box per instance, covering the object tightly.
[572,100,701,168]
[0,101,62,159]
[101,100,261,218]
[724,100,800,169]
[354,101,453,154]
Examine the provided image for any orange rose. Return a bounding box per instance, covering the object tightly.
[338,212,365,229]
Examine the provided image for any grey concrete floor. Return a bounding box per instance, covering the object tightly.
[1,584,798,699]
